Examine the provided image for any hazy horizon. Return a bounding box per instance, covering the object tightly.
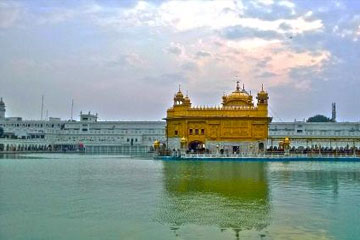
[1,0,360,122]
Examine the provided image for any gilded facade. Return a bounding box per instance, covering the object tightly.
[165,82,271,153]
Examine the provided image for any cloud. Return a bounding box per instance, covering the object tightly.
[0,2,22,28]
[35,8,76,24]
[143,72,187,85]
[166,43,183,55]
[170,34,331,93]
[244,0,295,21]
[256,0,275,6]
[221,26,281,40]
[103,53,146,69]
[278,1,296,9]
[256,56,272,68]
[289,65,323,90]
[279,22,292,31]
[181,62,198,72]
[86,1,243,32]
[157,1,245,31]
[332,14,360,41]
[257,71,278,78]
[195,51,211,58]
[95,0,322,35]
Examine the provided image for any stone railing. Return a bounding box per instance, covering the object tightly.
[189,105,258,111]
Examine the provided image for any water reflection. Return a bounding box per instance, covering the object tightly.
[269,162,360,197]
[158,161,270,238]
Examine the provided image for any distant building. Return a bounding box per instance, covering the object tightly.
[80,111,98,122]
[269,121,360,148]
[0,107,165,153]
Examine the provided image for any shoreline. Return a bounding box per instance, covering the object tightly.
[156,153,360,161]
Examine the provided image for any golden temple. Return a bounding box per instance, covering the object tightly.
[165,82,271,153]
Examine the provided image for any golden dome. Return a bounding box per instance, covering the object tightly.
[175,84,184,98]
[183,92,191,106]
[222,82,253,107]
[175,90,184,99]
[258,84,268,96]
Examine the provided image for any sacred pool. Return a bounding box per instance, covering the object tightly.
[0,154,359,240]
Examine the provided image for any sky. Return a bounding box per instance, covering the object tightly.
[0,0,359,122]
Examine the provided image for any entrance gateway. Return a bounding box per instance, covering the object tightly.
[188,141,204,152]
[165,82,271,154]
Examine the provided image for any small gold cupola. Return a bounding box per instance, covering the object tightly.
[174,85,185,106]
[257,84,269,105]
[183,91,192,107]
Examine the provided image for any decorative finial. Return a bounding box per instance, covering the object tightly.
[242,83,245,90]
[236,81,240,91]
[262,83,264,91]
[186,90,189,97]
[179,84,181,92]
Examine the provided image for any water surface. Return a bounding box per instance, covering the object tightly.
[0,154,359,239]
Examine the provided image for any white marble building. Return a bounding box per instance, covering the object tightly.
[269,121,360,148]
[0,99,165,153]
[0,113,166,153]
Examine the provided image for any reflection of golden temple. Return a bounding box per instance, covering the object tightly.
[165,82,271,153]
[157,161,270,233]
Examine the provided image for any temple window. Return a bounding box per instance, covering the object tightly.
[195,129,199,135]
[201,129,205,135]
[189,129,193,135]
[175,130,178,136]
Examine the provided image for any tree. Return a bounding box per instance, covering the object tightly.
[307,115,332,122]
[0,127,3,138]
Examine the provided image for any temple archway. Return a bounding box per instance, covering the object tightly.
[259,142,264,151]
[188,141,204,152]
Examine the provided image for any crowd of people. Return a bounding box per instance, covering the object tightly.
[266,146,360,155]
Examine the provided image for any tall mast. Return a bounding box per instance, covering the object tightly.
[71,99,74,121]
[41,95,44,120]
[331,102,336,122]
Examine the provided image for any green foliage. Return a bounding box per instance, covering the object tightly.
[307,115,332,122]
[0,127,3,138]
